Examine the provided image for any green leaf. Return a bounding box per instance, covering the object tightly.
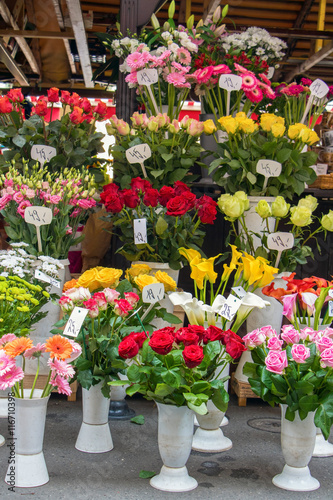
[211,388,229,412]
[191,381,211,394]
[131,415,145,425]
[77,370,93,389]
[276,148,292,163]
[161,153,173,163]
[188,401,207,415]
[156,216,168,236]
[162,312,182,324]
[127,364,141,382]
[247,171,257,184]
[299,394,319,412]
[126,383,142,396]
[154,383,174,397]
[139,470,156,479]
[12,134,26,148]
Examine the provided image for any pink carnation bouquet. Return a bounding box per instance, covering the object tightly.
[0,334,81,398]
[0,162,96,259]
[243,323,333,439]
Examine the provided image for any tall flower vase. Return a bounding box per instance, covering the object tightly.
[240,196,276,250]
[5,389,50,488]
[75,382,113,454]
[150,403,198,492]
[272,404,320,491]
[313,427,333,457]
[109,372,135,420]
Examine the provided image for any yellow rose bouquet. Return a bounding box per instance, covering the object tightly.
[217,192,333,272]
[208,112,319,198]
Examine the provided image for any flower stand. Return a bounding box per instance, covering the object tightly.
[75,382,113,454]
[5,389,50,488]
[150,403,197,492]
[272,405,320,491]
[313,427,333,457]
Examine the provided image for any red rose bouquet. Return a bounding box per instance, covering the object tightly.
[100,178,217,269]
[110,324,245,413]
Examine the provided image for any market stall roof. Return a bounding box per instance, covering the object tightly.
[0,0,333,95]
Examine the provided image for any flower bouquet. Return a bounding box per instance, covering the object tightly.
[100,178,217,269]
[208,112,319,197]
[0,334,80,397]
[0,87,106,176]
[217,191,333,271]
[55,266,180,396]
[169,245,277,332]
[262,273,333,330]
[107,112,205,188]
[0,162,96,259]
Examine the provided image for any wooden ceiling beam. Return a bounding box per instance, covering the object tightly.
[0,39,29,85]
[24,0,42,76]
[0,0,39,74]
[203,0,221,22]
[285,39,333,82]
[0,29,75,39]
[51,0,77,74]
[65,0,93,87]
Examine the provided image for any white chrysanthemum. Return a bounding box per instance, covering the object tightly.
[161,31,172,41]
[10,242,29,248]
[0,272,8,277]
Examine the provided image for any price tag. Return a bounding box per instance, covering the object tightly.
[24,206,52,227]
[31,145,57,166]
[315,164,328,176]
[267,232,294,251]
[328,289,333,298]
[133,218,147,244]
[35,269,61,289]
[217,130,228,143]
[142,283,165,304]
[219,294,242,321]
[309,79,329,99]
[329,301,333,317]
[63,307,89,338]
[267,67,275,79]
[219,74,242,91]
[126,144,151,164]
[256,159,282,178]
[137,69,158,86]
[232,286,247,299]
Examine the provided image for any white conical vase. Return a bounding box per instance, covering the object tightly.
[5,389,50,488]
[75,382,113,454]
[150,403,197,492]
[272,404,320,491]
[313,427,333,457]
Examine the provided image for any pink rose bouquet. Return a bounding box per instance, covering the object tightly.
[0,162,96,259]
[243,324,333,439]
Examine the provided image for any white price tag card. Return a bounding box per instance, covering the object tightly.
[267,232,294,251]
[219,74,242,91]
[328,289,333,298]
[232,286,247,299]
[137,68,158,86]
[126,144,152,164]
[24,206,52,227]
[142,283,165,304]
[34,269,61,289]
[329,301,333,317]
[256,159,282,178]
[315,163,328,175]
[217,130,228,143]
[267,67,275,79]
[63,307,89,338]
[309,79,329,99]
[133,218,147,244]
[219,294,242,321]
[31,145,57,166]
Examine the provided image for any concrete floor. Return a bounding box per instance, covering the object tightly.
[0,391,332,500]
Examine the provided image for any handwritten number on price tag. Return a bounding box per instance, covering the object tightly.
[256,160,282,178]
[267,232,294,251]
[309,79,329,99]
[35,269,61,289]
[267,67,275,80]
[231,287,246,299]
[219,295,242,321]
[328,289,333,298]
[126,144,151,164]
[63,307,89,338]
[219,74,242,91]
[329,301,333,317]
[133,218,147,245]
[31,145,57,166]
[24,206,53,227]
[137,69,158,86]
[142,283,165,304]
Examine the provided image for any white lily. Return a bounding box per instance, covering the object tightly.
[231,292,270,333]
[169,292,205,325]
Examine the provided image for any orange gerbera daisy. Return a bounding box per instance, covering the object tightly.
[45,335,73,360]
[63,279,78,292]
[4,337,33,357]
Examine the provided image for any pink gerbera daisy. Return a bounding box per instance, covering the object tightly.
[166,71,186,87]
[244,87,263,103]
[48,357,75,378]
[177,47,191,65]
[0,350,16,376]
[67,339,82,361]
[24,343,46,359]
[50,374,72,396]
[0,366,24,390]
[241,72,257,90]
[0,334,17,347]
[126,51,148,70]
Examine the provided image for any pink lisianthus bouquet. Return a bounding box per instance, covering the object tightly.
[0,87,106,173]
[54,266,181,396]
[106,112,205,188]
[0,334,81,398]
[0,162,96,259]
[100,177,217,269]
[243,324,333,439]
